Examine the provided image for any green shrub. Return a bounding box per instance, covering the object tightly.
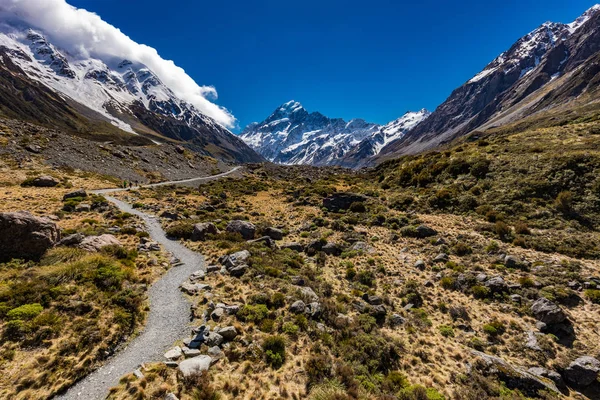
[438,325,455,337]
[471,285,490,299]
[514,222,530,235]
[282,322,299,336]
[585,289,600,304]
[349,202,366,213]
[165,222,195,240]
[356,270,375,287]
[494,221,511,241]
[440,276,456,290]
[263,335,286,369]
[270,292,286,309]
[555,191,573,214]
[453,242,472,256]
[237,304,269,322]
[483,320,505,337]
[305,354,332,387]
[6,303,43,321]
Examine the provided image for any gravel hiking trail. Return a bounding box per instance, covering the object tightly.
[55,167,241,400]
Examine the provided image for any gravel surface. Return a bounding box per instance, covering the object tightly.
[55,167,240,400]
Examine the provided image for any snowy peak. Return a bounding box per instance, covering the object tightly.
[569,4,600,32]
[0,24,263,163]
[241,103,428,167]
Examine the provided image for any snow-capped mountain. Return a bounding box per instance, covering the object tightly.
[240,101,382,166]
[377,4,600,160]
[240,101,428,167]
[0,25,263,163]
[336,109,430,168]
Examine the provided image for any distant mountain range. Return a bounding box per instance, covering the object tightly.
[240,101,429,167]
[0,25,263,163]
[243,4,600,168]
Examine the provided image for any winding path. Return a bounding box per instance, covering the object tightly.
[55,166,241,400]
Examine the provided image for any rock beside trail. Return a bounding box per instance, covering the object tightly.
[31,175,59,187]
[63,189,87,201]
[215,326,238,341]
[192,222,218,241]
[564,356,600,387]
[531,297,567,325]
[180,282,212,295]
[322,192,367,212]
[78,234,121,252]
[226,220,256,240]
[178,355,212,377]
[0,211,60,261]
[470,350,559,396]
[221,250,251,269]
[164,346,183,360]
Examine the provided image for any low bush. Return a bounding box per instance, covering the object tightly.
[263,335,286,369]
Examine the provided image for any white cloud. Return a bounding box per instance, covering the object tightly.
[0,0,236,128]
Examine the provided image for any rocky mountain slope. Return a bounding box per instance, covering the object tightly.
[240,101,428,167]
[0,25,263,164]
[377,4,600,161]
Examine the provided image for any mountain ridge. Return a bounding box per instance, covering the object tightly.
[240,101,429,167]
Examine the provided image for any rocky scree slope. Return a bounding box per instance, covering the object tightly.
[0,25,263,164]
[377,4,600,161]
[240,101,428,167]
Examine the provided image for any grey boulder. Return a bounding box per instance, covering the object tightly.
[531,297,567,325]
[226,220,256,240]
[0,211,60,262]
[564,356,600,387]
[192,222,218,241]
[178,355,212,377]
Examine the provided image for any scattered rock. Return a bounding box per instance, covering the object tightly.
[531,297,567,325]
[133,369,144,379]
[178,355,212,377]
[322,242,342,256]
[204,332,224,347]
[248,236,276,248]
[164,346,183,360]
[210,307,224,321]
[299,286,319,302]
[281,242,303,252]
[182,347,201,358]
[75,203,91,212]
[221,250,251,269]
[414,259,426,270]
[525,331,542,351]
[290,300,306,314]
[291,276,305,286]
[415,225,437,238]
[0,211,60,261]
[470,350,559,396]
[31,175,59,187]
[180,282,212,295]
[25,144,42,153]
[207,346,223,360]
[192,223,218,241]
[351,241,374,253]
[229,264,248,278]
[363,294,383,305]
[164,393,179,400]
[264,227,284,240]
[322,192,367,212]
[564,356,600,387]
[78,234,121,252]
[226,220,256,240]
[190,269,206,282]
[160,211,180,221]
[206,265,221,273]
[504,255,523,269]
[215,326,238,341]
[528,367,565,390]
[484,276,508,293]
[63,189,87,201]
[433,253,449,263]
[305,239,326,255]
[306,302,322,318]
[58,233,84,247]
[390,314,406,326]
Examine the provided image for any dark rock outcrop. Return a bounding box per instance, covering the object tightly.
[0,211,60,261]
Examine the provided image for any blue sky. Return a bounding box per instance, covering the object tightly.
[69,0,596,131]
